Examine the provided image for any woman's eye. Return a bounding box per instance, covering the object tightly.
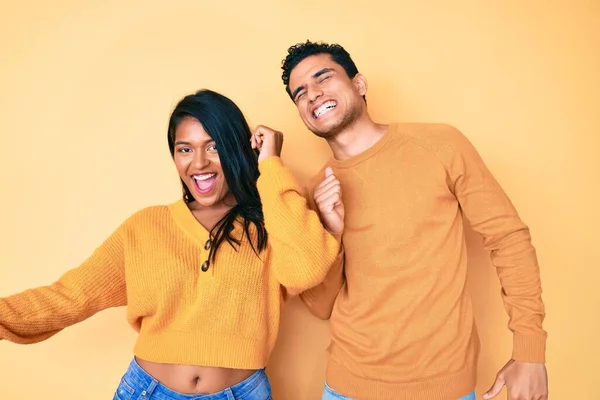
[178,147,191,153]
[207,144,217,151]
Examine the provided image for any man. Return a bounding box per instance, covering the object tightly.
[280,41,548,400]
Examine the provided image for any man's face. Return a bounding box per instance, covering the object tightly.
[288,54,366,139]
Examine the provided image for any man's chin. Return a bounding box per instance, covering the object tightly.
[309,122,341,139]
[314,131,336,139]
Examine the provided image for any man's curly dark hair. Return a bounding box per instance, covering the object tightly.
[281,40,361,100]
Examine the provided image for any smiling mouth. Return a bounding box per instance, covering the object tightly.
[192,173,217,194]
[313,101,337,119]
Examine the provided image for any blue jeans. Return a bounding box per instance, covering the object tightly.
[322,382,475,400]
[113,358,272,400]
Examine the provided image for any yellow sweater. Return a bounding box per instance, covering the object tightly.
[301,123,547,400]
[0,156,343,369]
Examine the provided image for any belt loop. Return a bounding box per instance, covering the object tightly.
[140,378,159,399]
[225,387,236,400]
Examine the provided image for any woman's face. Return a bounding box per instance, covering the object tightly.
[173,116,233,209]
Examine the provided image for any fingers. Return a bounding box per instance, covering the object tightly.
[251,125,283,153]
[316,192,342,213]
[250,126,267,150]
[253,126,281,143]
[483,375,506,399]
[314,167,344,233]
[314,167,340,193]
[314,185,342,214]
[313,176,341,200]
[314,167,342,213]
[250,131,262,150]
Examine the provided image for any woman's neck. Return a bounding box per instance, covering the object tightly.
[189,193,237,231]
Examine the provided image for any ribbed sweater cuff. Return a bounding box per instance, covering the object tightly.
[512,334,547,363]
[258,156,287,185]
[257,156,300,211]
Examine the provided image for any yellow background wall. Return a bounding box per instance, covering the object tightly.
[1,1,598,399]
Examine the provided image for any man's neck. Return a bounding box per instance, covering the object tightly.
[327,116,388,161]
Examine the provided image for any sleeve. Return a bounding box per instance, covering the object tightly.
[0,225,127,344]
[442,124,547,363]
[257,156,344,297]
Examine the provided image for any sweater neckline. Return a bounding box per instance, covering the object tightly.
[329,123,397,168]
[168,199,210,246]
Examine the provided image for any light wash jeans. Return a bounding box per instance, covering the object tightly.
[113,358,272,400]
[322,382,475,400]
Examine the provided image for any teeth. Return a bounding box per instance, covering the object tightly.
[193,173,215,181]
[314,101,336,118]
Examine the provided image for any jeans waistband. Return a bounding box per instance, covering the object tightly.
[122,357,269,399]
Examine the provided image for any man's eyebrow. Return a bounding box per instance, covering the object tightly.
[291,84,305,100]
[312,68,334,79]
[291,68,336,99]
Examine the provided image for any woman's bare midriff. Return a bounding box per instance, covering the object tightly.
[136,357,256,394]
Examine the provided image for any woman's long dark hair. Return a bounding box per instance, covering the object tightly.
[167,89,267,262]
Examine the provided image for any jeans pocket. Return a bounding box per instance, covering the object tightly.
[240,377,272,400]
[113,377,135,400]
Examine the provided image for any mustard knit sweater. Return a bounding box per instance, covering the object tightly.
[300,123,546,400]
[0,156,343,369]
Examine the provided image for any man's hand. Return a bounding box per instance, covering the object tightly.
[250,125,284,163]
[484,360,548,400]
[313,167,344,234]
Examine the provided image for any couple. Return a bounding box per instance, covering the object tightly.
[0,41,548,400]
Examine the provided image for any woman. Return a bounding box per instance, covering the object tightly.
[0,89,344,400]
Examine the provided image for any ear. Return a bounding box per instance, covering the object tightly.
[353,73,368,97]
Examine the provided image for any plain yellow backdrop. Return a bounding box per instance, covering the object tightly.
[1,1,598,399]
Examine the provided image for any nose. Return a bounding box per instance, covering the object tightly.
[307,85,323,103]
[192,150,210,169]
